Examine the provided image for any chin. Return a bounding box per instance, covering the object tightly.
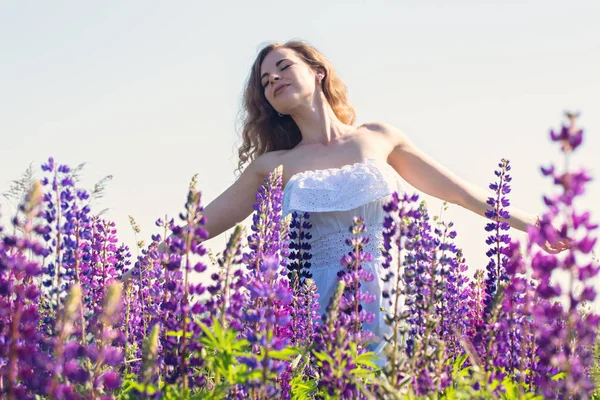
[272,103,293,115]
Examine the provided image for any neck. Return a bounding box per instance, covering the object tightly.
[289,91,351,146]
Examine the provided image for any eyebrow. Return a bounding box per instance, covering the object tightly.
[261,59,290,81]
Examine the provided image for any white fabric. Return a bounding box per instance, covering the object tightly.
[282,158,407,359]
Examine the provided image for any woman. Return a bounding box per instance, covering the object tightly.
[196,39,571,354]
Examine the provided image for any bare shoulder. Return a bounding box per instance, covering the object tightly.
[251,150,288,178]
[360,121,408,147]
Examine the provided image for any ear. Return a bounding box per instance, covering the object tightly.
[315,66,326,82]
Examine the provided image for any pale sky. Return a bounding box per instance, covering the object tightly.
[1,0,599,310]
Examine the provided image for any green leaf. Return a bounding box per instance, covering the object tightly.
[350,368,376,379]
[166,329,193,338]
[197,320,218,345]
[312,350,333,365]
[291,375,317,400]
[268,346,301,361]
[551,371,566,382]
[354,351,380,370]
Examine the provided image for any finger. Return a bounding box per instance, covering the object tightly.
[560,240,571,249]
[550,244,562,254]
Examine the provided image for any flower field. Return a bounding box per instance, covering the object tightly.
[1,113,598,399]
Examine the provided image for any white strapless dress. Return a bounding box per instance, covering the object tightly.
[282,157,407,358]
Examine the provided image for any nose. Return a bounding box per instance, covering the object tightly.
[269,74,280,84]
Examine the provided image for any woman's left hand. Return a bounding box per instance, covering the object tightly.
[537,219,575,254]
[540,235,574,254]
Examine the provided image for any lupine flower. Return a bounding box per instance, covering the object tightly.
[337,216,377,346]
[494,239,537,387]
[162,173,209,389]
[403,202,436,355]
[379,190,420,386]
[289,277,320,347]
[0,181,49,398]
[86,217,123,338]
[285,211,319,351]
[472,158,514,378]
[312,281,363,399]
[240,165,294,397]
[122,237,160,376]
[429,206,464,390]
[440,248,471,361]
[483,158,512,318]
[402,201,447,395]
[138,323,161,398]
[286,211,313,291]
[47,283,83,398]
[88,282,125,397]
[40,157,79,323]
[206,224,247,332]
[527,113,600,397]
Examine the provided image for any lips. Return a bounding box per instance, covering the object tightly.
[274,84,289,97]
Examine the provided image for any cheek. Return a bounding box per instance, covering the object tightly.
[294,70,317,90]
[266,90,277,104]
[263,90,276,107]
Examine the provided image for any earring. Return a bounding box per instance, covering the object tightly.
[278,112,284,117]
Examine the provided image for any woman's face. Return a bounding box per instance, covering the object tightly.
[259,47,321,115]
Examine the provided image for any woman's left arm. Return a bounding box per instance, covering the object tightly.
[375,122,537,233]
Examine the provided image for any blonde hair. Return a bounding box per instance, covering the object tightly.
[235,40,356,176]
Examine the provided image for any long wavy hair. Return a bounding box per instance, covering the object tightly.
[235,40,356,176]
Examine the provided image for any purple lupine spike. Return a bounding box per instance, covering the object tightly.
[122,237,163,377]
[85,282,124,398]
[286,211,313,290]
[149,215,190,385]
[59,183,96,348]
[312,280,364,399]
[443,250,472,340]
[85,217,123,339]
[483,158,513,319]
[465,269,486,343]
[285,210,320,352]
[39,157,79,323]
[0,181,50,398]
[379,191,422,386]
[526,113,599,397]
[240,165,294,397]
[549,111,584,153]
[206,224,247,333]
[491,239,537,386]
[47,283,84,398]
[337,216,376,347]
[161,175,210,390]
[431,208,468,390]
[403,201,437,357]
[401,201,450,395]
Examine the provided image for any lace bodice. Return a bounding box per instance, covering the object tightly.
[282,157,405,215]
[282,157,407,271]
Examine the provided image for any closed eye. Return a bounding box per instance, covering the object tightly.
[262,64,291,88]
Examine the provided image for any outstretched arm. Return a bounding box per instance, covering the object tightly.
[200,155,270,241]
[377,122,537,232]
[121,154,270,281]
[376,122,571,253]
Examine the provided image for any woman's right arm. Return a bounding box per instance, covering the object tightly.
[201,154,272,241]
[120,154,275,281]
